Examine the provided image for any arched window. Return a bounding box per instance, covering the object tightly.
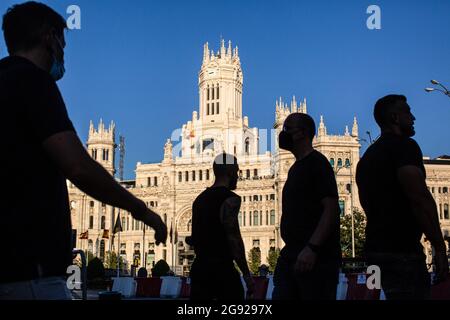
[192,171,196,181]
[150,201,154,207]
[330,158,335,167]
[154,177,158,186]
[266,211,269,225]
[216,85,219,99]
[199,170,203,181]
[345,158,350,167]
[206,169,210,180]
[270,210,275,225]
[207,103,210,115]
[207,85,210,100]
[445,204,449,220]
[253,211,259,226]
[245,138,250,155]
[216,102,219,114]
[101,216,106,229]
[185,171,189,182]
[253,169,258,178]
[243,211,246,226]
[89,216,94,229]
[178,172,182,182]
[246,169,250,179]
[444,187,448,194]
[253,195,258,201]
[99,240,105,261]
[337,158,343,168]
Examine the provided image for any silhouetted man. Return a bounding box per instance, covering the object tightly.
[0,2,166,300]
[189,153,254,300]
[273,113,341,300]
[356,94,448,300]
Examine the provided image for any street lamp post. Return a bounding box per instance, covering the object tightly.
[425,80,450,98]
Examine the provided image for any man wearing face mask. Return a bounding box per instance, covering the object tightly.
[356,95,448,299]
[273,113,341,300]
[0,2,167,299]
[189,153,254,300]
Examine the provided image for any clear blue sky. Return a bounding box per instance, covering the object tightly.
[1,0,449,179]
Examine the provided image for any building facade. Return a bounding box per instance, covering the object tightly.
[68,40,450,274]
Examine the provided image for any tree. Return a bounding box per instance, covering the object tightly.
[86,251,95,263]
[104,251,125,270]
[248,247,261,275]
[267,247,280,273]
[340,209,366,258]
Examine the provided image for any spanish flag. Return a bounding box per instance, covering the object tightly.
[79,231,88,239]
[102,229,110,239]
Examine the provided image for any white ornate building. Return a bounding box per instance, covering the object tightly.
[68,40,450,274]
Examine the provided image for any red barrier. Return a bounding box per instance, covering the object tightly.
[431,275,450,300]
[346,273,380,300]
[180,277,191,298]
[135,277,162,298]
[251,276,269,300]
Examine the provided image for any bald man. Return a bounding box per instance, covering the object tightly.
[273,113,341,300]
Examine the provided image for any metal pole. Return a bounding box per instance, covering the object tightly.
[117,210,120,278]
[142,226,146,268]
[349,155,355,258]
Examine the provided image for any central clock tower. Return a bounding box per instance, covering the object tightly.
[198,39,243,126]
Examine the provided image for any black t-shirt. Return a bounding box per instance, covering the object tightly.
[356,133,425,254]
[191,187,238,265]
[0,56,75,282]
[280,150,341,262]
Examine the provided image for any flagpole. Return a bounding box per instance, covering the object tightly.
[117,209,120,278]
[171,218,174,273]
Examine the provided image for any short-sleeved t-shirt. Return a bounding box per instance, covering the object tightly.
[280,150,341,262]
[356,133,425,254]
[0,56,75,282]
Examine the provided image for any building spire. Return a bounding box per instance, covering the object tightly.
[203,42,210,64]
[345,125,350,136]
[227,40,232,58]
[89,120,94,134]
[291,95,297,113]
[352,116,359,137]
[220,38,226,58]
[318,115,327,137]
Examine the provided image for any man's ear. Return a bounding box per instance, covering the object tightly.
[389,112,400,125]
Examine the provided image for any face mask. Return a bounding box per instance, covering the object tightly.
[49,36,65,81]
[50,58,65,81]
[278,131,293,151]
